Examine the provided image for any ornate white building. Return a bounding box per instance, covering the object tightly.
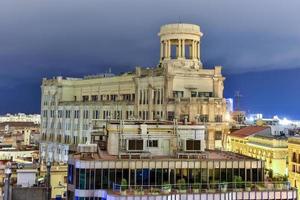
[40,23,229,163]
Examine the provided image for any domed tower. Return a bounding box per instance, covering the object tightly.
[158,23,203,69]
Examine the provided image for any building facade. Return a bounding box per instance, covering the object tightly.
[40,23,230,163]
[227,126,288,176]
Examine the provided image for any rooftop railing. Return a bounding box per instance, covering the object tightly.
[112,181,294,196]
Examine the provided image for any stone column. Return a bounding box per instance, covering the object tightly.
[182,39,185,58]
[168,40,171,59]
[193,41,197,59]
[197,41,200,59]
[160,41,164,61]
[191,40,195,60]
[189,44,192,59]
[164,41,168,59]
[178,39,181,58]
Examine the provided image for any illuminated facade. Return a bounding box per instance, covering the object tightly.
[288,136,300,195]
[40,23,230,164]
[227,126,288,176]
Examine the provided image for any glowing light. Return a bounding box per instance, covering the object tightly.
[279,117,292,126]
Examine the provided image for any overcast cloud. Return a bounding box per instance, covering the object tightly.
[0,0,300,115]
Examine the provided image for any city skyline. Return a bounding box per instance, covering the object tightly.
[0,0,300,118]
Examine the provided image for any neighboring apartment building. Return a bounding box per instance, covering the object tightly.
[40,23,230,163]
[227,126,288,176]
[288,136,300,196]
[40,163,68,199]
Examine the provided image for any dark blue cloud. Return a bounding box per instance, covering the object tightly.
[0,0,299,117]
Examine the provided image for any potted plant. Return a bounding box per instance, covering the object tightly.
[120,178,128,195]
[220,182,228,192]
[177,178,187,193]
[134,186,144,195]
[192,183,200,193]
[233,176,244,191]
[245,182,251,191]
[162,182,171,194]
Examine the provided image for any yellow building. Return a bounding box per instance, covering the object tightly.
[288,136,300,192]
[40,163,68,199]
[227,126,288,176]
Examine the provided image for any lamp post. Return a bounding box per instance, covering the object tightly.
[46,160,52,200]
[4,163,12,200]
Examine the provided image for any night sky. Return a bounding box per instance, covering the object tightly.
[0,0,300,118]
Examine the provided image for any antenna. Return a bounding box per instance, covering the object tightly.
[234,91,243,111]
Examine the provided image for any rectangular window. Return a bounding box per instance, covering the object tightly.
[110,94,117,101]
[65,110,71,118]
[74,110,80,119]
[215,115,223,122]
[140,90,143,104]
[147,140,158,147]
[83,110,89,119]
[191,91,197,97]
[93,110,99,119]
[43,110,48,118]
[50,110,55,118]
[173,91,184,98]
[128,139,143,151]
[157,89,160,104]
[58,110,63,118]
[199,114,209,122]
[215,131,222,140]
[91,95,98,101]
[198,92,213,97]
[82,95,89,102]
[186,140,201,151]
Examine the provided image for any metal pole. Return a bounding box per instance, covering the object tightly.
[4,166,11,200]
[46,161,52,200]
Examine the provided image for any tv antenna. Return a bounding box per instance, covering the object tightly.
[234,91,243,111]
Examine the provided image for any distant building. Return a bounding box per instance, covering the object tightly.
[0,113,40,125]
[0,121,40,148]
[227,126,288,176]
[231,111,246,124]
[40,23,230,164]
